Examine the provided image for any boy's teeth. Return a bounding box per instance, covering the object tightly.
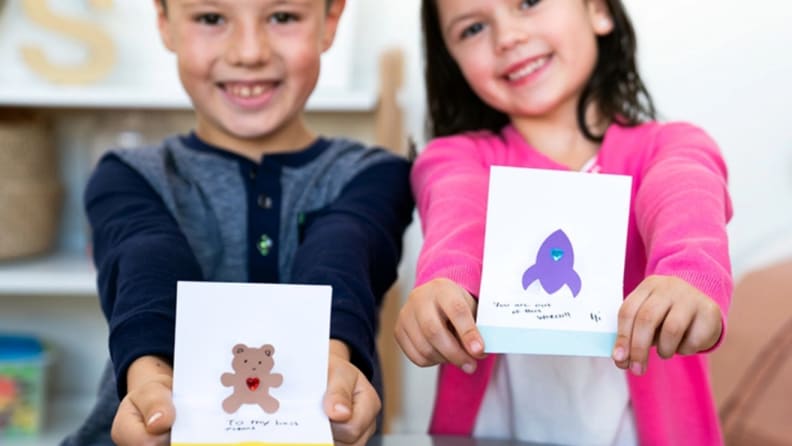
[228,83,271,98]
[508,57,548,81]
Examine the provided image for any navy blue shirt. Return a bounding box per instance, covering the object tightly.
[85,134,413,396]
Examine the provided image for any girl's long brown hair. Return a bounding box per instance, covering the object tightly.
[421,0,656,141]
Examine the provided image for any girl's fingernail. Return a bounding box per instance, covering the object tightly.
[630,362,644,376]
[147,412,163,426]
[462,363,476,374]
[470,341,483,354]
[613,347,625,361]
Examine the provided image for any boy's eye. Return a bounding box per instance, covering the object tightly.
[195,13,225,26]
[270,12,299,24]
[460,22,485,39]
[520,0,542,8]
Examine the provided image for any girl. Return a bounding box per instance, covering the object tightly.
[395,0,732,445]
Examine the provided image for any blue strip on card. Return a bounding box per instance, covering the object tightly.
[479,326,616,357]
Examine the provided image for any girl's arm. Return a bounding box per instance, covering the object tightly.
[396,137,489,372]
[614,123,733,374]
[411,137,490,296]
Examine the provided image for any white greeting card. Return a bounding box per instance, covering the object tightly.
[171,282,333,446]
[477,166,632,357]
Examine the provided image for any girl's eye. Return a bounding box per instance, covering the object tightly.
[461,22,485,39]
[270,12,299,24]
[195,13,225,26]
[520,0,541,9]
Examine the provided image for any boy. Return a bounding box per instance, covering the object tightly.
[62,1,413,445]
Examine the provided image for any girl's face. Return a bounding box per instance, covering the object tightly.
[436,0,613,123]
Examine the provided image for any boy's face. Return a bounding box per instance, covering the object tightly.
[155,0,344,151]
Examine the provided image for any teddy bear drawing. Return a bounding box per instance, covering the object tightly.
[221,343,283,414]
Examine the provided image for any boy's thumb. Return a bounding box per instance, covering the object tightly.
[144,407,174,435]
[323,368,355,422]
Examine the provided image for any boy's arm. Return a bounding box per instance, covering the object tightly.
[290,157,413,381]
[85,155,204,397]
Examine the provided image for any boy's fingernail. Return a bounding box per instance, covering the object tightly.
[630,362,644,376]
[462,363,476,374]
[470,341,483,354]
[147,411,163,426]
[333,403,351,415]
[613,347,625,362]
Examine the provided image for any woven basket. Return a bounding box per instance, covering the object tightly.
[0,110,63,260]
[0,110,58,180]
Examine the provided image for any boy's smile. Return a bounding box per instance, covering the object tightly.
[155,0,344,159]
[219,79,280,110]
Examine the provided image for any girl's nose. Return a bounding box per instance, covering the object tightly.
[494,16,527,54]
[226,23,271,67]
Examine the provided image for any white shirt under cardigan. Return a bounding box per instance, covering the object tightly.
[473,158,637,446]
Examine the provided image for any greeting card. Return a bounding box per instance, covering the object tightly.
[171,281,333,446]
[477,166,632,357]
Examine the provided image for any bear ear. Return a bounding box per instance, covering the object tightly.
[233,344,247,355]
[262,344,275,357]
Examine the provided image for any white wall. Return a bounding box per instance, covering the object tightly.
[624,1,792,275]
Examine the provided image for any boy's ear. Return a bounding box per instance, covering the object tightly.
[154,0,175,52]
[587,0,614,36]
[321,0,346,53]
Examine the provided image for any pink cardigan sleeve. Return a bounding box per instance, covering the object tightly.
[634,123,734,346]
[411,136,490,297]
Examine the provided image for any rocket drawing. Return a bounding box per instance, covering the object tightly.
[521,229,582,297]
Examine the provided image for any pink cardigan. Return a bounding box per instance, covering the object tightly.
[412,122,733,445]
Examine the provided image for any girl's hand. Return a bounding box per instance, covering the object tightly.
[394,278,486,373]
[612,275,723,375]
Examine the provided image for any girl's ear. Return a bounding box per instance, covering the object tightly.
[321,0,347,53]
[587,0,614,36]
[154,0,175,52]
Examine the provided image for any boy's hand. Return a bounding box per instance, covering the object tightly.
[111,356,175,446]
[394,278,485,374]
[323,340,380,446]
[612,275,723,376]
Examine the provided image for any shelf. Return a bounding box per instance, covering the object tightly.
[0,85,378,112]
[0,253,96,297]
[4,397,94,446]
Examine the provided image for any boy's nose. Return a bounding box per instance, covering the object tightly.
[227,24,271,67]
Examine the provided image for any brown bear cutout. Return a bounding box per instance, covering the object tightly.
[221,343,283,414]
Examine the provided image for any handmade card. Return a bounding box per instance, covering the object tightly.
[477,166,632,357]
[171,281,333,446]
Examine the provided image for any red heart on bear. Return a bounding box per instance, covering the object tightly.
[246,377,260,391]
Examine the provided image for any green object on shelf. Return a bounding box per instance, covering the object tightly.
[0,335,48,438]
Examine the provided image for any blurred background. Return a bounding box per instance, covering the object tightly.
[0,1,790,445]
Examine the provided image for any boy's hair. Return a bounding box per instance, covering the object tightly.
[421,0,656,141]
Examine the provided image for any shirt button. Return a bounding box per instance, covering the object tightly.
[257,194,272,209]
[257,234,273,256]
[248,169,257,180]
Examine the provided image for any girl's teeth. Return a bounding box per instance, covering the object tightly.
[508,57,548,81]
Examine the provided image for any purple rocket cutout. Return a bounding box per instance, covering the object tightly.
[521,229,582,297]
